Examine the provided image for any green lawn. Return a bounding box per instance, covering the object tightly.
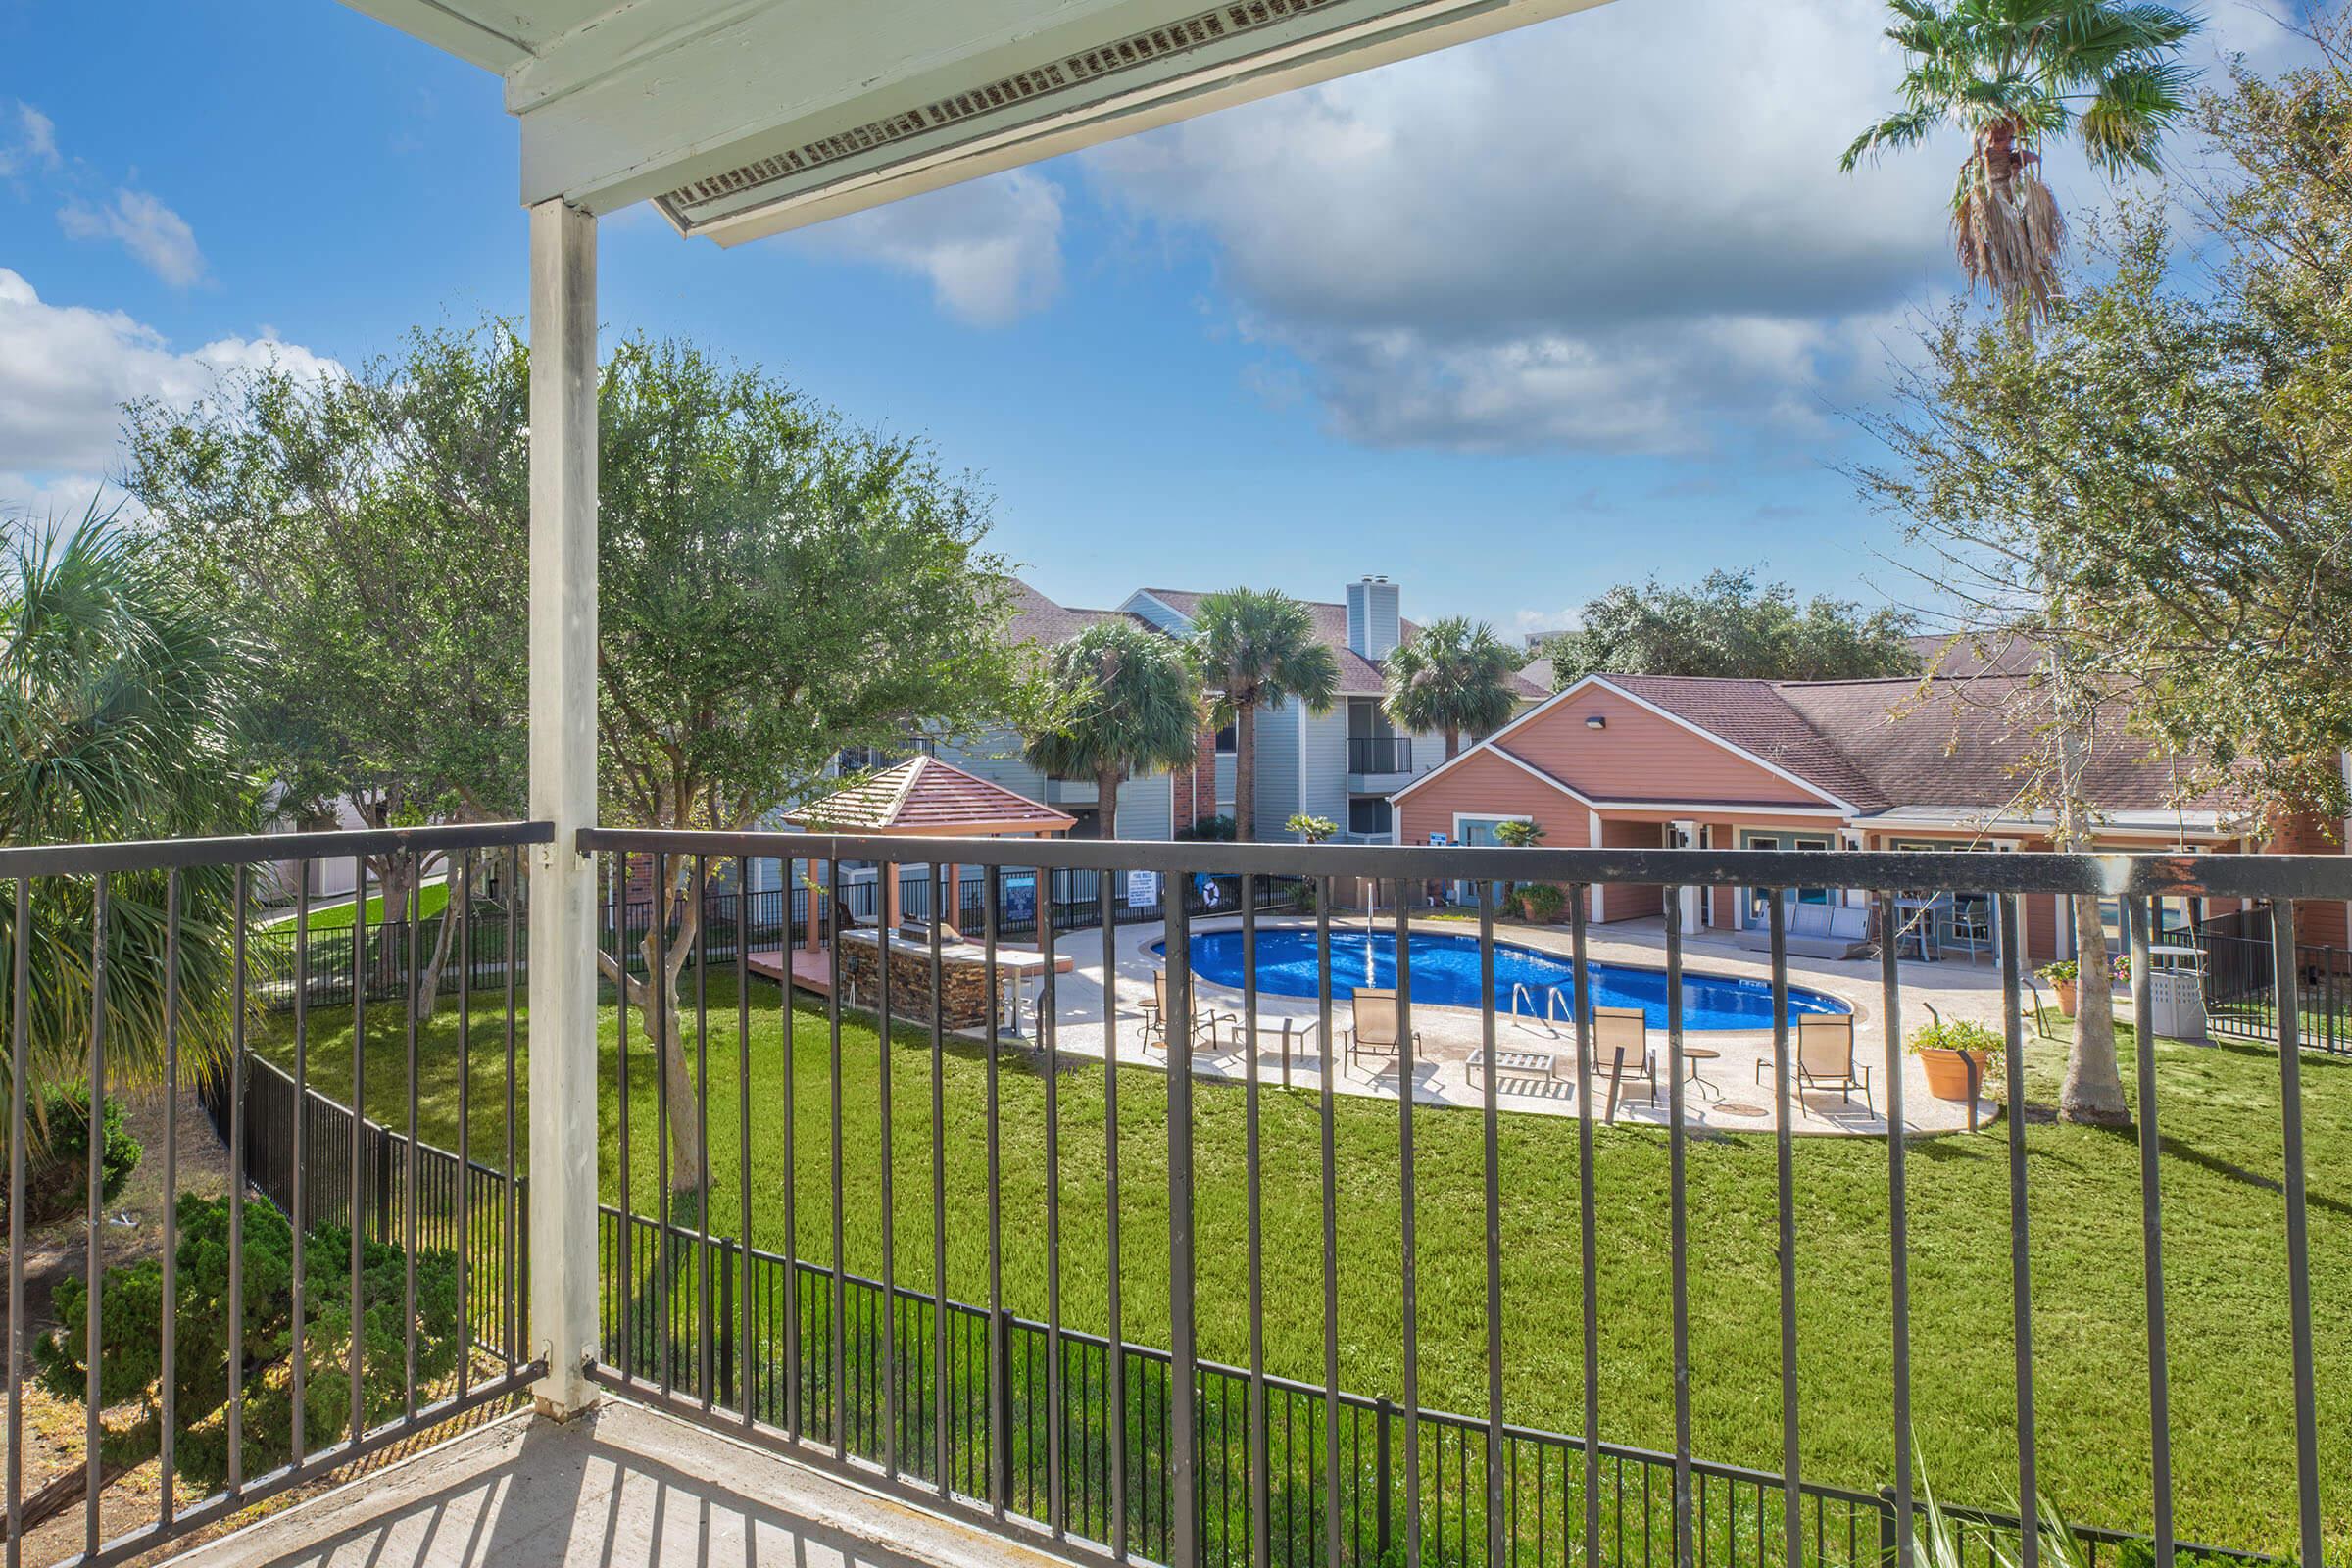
[258,881,452,931]
[250,978,2349,1559]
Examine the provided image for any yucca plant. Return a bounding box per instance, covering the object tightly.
[1840,0,2202,321]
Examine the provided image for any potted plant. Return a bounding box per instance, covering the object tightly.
[1515,882,1567,925]
[1907,1016,2003,1102]
[2037,958,2080,1017]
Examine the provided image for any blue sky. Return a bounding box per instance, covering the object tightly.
[0,0,2304,636]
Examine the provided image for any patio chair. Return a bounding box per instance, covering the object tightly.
[1755,1012,1872,1114]
[1589,1005,1656,1114]
[1343,988,1423,1073]
[1139,968,1233,1054]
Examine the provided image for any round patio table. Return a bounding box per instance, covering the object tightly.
[1681,1046,1723,1102]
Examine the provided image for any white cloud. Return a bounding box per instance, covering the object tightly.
[0,270,340,499]
[0,103,60,175]
[1082,0,2217,453]
[799,169,1063,327]
[60,188,208,287]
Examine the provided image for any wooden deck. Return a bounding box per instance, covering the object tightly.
[747,946,835,995]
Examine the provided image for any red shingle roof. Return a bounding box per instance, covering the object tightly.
[1004,579,1151,650]
[1592,671,2243,822]
[784,757,1076,834]
[1606,674,1888,810]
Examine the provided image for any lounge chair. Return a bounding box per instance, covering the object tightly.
[1590,1005,1656,1117]
[1756,1012,1873,1113]
[1139,969,1233,1054]
[1343,988,1423,1072]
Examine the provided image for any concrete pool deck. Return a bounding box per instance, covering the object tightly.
[950,911,2040,1136]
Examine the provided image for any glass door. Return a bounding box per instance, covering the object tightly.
[1740,830,1836,926]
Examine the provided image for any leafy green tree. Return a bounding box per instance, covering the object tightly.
[25,1193,462,1533]
[1492,819,1546,849]
[124,322,529,1013]
[1023,620,1200,840]
[1285,813,1338,844]
[597,336,1037,1189]
[0,510,247,1118]
[1188,589,1340,842]
[136,322,1037,1189]
[1382,616,1521,761]
[1839,0,2201,320]
[1541,568,1919,690]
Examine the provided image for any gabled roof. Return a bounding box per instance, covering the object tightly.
[1396,667,2248,830]
[784,756,1076,834]
[1004,579,1151,650]
[1604,674,1886,811]
[1774,676,2238,818]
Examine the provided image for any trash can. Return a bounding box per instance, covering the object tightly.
[2146,943,2209,1043]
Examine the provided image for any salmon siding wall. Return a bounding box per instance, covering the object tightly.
[1506,686,1827,808]
[1395,750,1590,852]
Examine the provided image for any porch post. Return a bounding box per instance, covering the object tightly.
[527,196,601,1418]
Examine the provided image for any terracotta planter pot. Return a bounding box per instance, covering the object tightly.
[2051,979,2078,1017]
[1918,1047,1991,1102]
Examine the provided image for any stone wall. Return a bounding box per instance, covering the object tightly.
[839,938,996,1029]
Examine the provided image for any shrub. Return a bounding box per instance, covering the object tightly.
[1515,884,1567,923]
[0,1088,142,1231]
[1493,819,1545,849]
[1285,813,1338,844]
[1176,814,1237,842]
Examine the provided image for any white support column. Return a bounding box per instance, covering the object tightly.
[527,197,600,1419]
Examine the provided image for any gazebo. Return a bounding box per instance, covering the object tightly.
[759,758,1078,1027]
[782,755,1076,936]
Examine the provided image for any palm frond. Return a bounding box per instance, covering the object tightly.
[1842,107,1944,170]
[2077,59,2198,175]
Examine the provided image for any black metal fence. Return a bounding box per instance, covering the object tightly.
[1,821,547,1568]
[208,1044,2282,1568]
[580,830,2341,1568]
[2198,909,2351,1054]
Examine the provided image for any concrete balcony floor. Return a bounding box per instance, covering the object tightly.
[169,1397,1076,1568]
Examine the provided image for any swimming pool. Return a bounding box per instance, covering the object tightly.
[1164,928,1850,1032]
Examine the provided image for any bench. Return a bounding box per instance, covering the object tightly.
[1778,902,1870,959]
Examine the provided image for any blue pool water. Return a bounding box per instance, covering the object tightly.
[1165,928,1849,1032]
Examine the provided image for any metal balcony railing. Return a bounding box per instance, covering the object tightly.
[1348,736,1413,775]
[1,821,549,1567]
[6,828,2345,1568]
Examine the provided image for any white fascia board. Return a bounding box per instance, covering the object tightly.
[509,0,1613,220]
[341,0,537,73]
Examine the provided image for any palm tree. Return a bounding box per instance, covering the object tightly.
[1188,589,1341,842]
[0,501,251,1128]
[1839,0,2201,321]
[1024,620,1201,840]
[1383,616,1521,761]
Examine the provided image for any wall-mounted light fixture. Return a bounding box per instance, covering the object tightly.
[1585,714,1606,730]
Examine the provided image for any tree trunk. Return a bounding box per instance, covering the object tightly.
[1096,764,1121,841]
[596,883,707,1193]
[1234,705,1256,842]
[2048,638,2130,1126]
[413,854,473,1023]
[1444,725,1460,761]
[11,1449,135,1538]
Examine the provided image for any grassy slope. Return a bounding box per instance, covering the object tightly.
[259,883,452,931]
[251,976,2348,1558]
